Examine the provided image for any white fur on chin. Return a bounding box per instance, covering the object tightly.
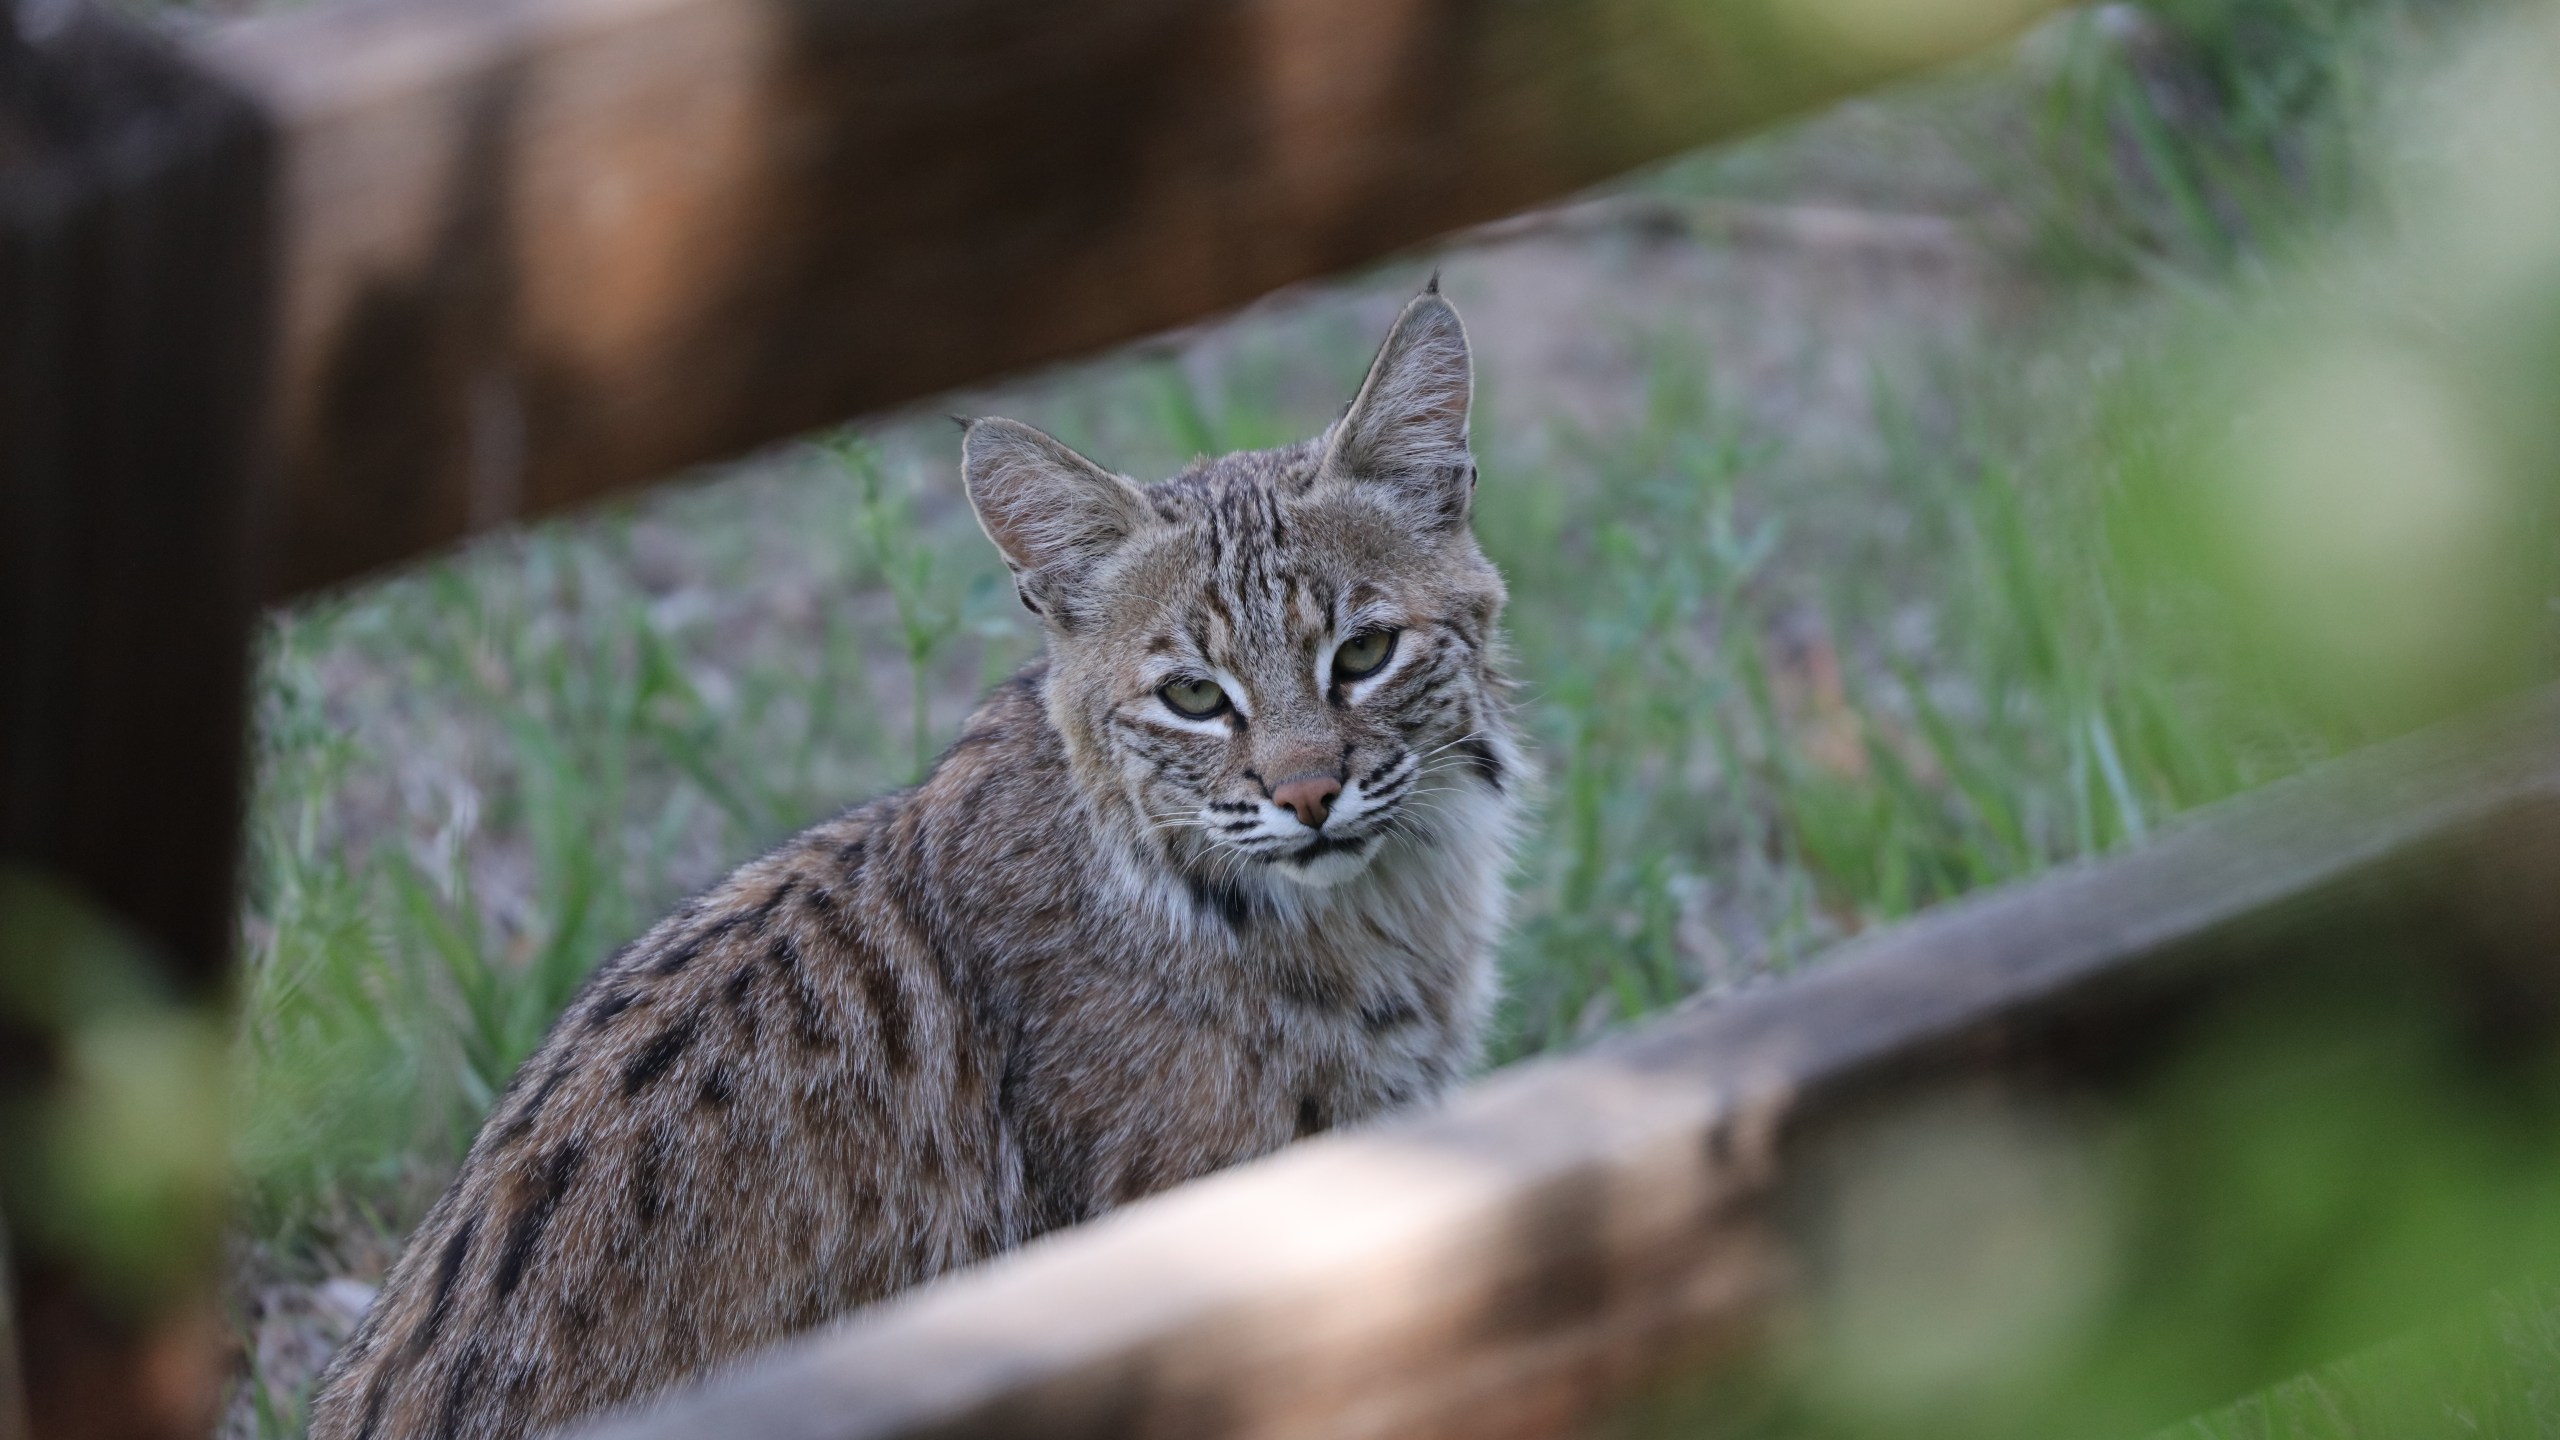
[1271,846,1377,888]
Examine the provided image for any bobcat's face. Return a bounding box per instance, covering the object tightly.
[1072,466,1506,889]
[965,287,1513,897]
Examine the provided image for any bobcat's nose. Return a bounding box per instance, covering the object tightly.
[1270,773,1343,829]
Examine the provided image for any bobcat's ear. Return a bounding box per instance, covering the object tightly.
[963,418,1153,624]
[1321,285,1475,531]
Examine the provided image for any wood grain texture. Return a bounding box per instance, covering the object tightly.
[1,2,276,1435]
[191,0,2059,599]
[578,688,2560,1440]
[2,0,274,993]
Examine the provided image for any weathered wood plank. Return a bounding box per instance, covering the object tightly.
[192,0,2059,599]
[0,1,277,1435]
[581,689,2560,1440]
[2,0,273,992]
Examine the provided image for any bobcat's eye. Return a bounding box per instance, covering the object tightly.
[1160,677,1230,718]
[1332,628,1398,682]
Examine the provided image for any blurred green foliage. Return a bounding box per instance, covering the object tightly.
[1608,948,2560,1440]
[0,872,230,1311]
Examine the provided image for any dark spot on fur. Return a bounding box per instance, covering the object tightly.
[1457,736,1504,790]
[1296,1094,1331,1138]
[881,874,966,995]
[1360,1000,1419,1033]
[585,986,639,1029]
[432,1342,488,1440]
[1201,581,1241,636]
[835,835,868,871]
[650,937,703,977]
[1184,873,1254,930]
[410,1213,478,1358]
[752,877,800,933]
[620,1016,698,1096]
[495,1142,585,1301]
[766,934,831,1047]
[651,913,742,976]
[722,962,758,1009]
[850,952,915,1074]
[697,1065,734,1108]
[632,1126,672,1229]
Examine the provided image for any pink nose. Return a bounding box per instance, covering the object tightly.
[1270,774,1342,828]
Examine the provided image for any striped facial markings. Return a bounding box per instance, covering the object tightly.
[1080,478,1508,894]
[1119,608,1498,888]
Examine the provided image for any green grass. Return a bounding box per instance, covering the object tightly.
[233,448,1039,1253]
[223,0,2560,1433]
[2178,1282,2560,1439]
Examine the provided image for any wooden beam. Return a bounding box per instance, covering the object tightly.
[0,1,277,1435]
[1,0,274,995]
[579,689,2560,1440]
[192,0,2060,600]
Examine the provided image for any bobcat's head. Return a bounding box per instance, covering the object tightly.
[964,286,1515,897]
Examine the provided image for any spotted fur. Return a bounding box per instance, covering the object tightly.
[304,286,1526,1440]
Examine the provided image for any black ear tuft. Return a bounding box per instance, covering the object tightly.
[1423,269,1442,296]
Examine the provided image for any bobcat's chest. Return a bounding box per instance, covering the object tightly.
[1003,900,1489,1229]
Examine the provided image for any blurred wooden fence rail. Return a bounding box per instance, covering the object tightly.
[14,0,2560,1434]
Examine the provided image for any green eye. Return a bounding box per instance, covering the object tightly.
[1160,677,1229,718]
[1333,628,1397,681]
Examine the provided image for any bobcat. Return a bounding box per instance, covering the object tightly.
[304,284,1525,1440]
